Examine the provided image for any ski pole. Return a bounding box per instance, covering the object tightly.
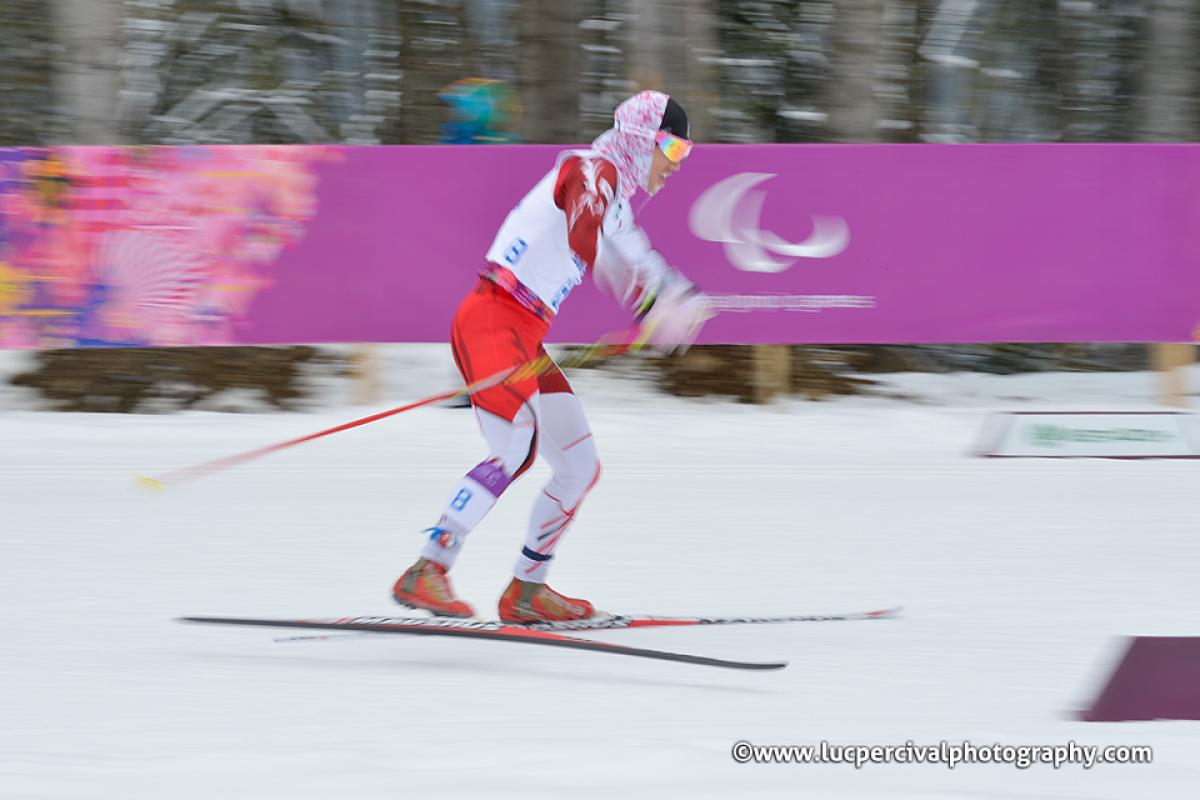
[138,327,645,491]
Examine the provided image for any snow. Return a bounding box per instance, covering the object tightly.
[3,346,1199,798]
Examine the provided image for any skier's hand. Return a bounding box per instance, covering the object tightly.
[635,283,714,355]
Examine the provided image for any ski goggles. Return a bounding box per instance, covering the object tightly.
[655,130,693,164]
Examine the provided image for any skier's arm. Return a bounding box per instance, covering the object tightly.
[553,155,619,271]
[598,213,713,353]
[555,154,712,351]
[554,155,687,309]
[595,218,692,315]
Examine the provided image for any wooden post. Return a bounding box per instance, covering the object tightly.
[1154,343,1195,407]
[349,344,382,406]
[751,344,792,404]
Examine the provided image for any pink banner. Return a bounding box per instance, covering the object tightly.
[2,144,1198,348]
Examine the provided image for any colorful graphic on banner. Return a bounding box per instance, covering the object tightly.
[1,144,1199,348]
[0,146,335,348]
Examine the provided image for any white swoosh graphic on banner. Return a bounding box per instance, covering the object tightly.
[689,172,850,273]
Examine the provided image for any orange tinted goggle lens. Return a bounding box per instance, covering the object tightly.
[656,131,692,163]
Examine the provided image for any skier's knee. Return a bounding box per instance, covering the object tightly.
[559,458,601,501]
[491,422,538,480]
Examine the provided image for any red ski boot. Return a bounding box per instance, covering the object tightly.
[392,558,474,618]
[498,578,595,623]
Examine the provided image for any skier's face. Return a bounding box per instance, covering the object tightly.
[647,147,681,195]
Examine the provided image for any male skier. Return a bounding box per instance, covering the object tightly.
[394,90,711,622]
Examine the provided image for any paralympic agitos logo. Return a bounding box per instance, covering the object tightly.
[689,172,850,273]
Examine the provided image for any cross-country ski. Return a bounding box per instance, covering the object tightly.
[260,606,902,636]
[179,615,788,671]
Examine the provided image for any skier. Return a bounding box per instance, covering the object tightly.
[393,90,711,622]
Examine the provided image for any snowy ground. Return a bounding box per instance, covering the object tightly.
[2,347,1199,799]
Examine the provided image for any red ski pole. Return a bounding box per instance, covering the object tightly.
[138,329,643,491]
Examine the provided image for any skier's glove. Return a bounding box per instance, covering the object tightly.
[634,282,714,355]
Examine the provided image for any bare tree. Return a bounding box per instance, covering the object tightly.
[825,0,886,142]
[517,0,584,142]
[621,0,719,141]
[0,0,58,145]
[1136,0,1199,396]
[51,0,126,143]
[123,0,406,145]
[1137,0,1200,140]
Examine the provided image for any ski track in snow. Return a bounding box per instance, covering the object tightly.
[2,347,1198,798]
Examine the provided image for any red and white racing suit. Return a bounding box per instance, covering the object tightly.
[419,149,693,583]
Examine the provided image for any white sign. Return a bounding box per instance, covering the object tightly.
[978,412,1200,459]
